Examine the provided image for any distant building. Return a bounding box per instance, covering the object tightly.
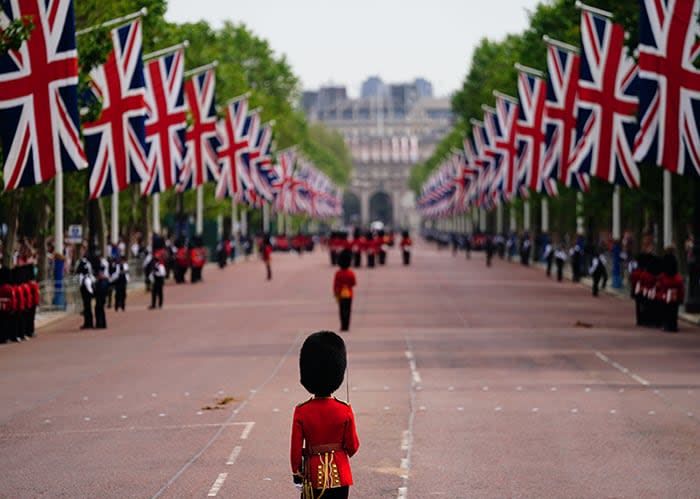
[301,77,452,229]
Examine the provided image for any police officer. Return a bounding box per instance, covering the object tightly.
[112,255,129,311]
[543,240,554,277]
[589,250,608,297]
[555,244,567,282]
[149,256,166,309]
[94,252,109,329]
[76,249,94,330]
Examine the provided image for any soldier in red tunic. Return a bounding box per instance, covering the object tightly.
[291,331,360,499]
[657,250,685,333]
[333,250,356,332]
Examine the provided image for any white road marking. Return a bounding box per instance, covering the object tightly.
[272,408,280,413]
[82,396,89,401]
[239,422,255,440]
[648,411,656,415]
[495,407,503,412]
[117,395,124,400]
[226,446,242,465]
[585,387,591,392]
[384,406,391,411]
[398,338,419,499]
[482,386,489,391]
[570,408,579,414]
[550,387,557,392]
[121,415,128,420]
[401,430,410,451]
[457,406,464,412]
[44,419,51,424]
[610,409,617,414]
[159,413,166,417]
[531,408,539,413]
[398,486,408,499]
[84,417,91,421]
[595,351,650,386]
[207,473,228,496]
[516,386,523,391]
[151,393,157,398]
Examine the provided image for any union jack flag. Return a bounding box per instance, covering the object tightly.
[141,49,186,195]
[0,0,86,191]
[249,122,277,203]
[215,95,249,200]
[178,69,219,192]
[463,135,483,209]
[569,8,640,188]
[543,41,589,191]
[483,107,505,207]
[273,147,297,214]
[493,94,520,201]
[469,119,493,209]
[236,110,261,206]
[83,20,148,199]
[634,0,700,176]
[515,69,557,197]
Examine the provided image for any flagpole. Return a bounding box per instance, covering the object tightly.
[541,198,549,233]
[612,185,622,288]
[53,170,66,308]
[263,202,270,234]
[542,35,580,54]
[153,193,161,234]
[196,186,204,235]
[510,205,517,233]
[111,191,119,251]
[76,8,148,36]
[576,191,584,235]
[524,201,531,232]
[143,40,189,62]
[231,199,238,260]
[663,170,672,247]
[184,61,219,78]
[496,203,503,234]
[241,207,248,237]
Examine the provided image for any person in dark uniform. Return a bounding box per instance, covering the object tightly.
[520,233,532,266]
[400,230,412,266]
[333,250,356,332]
[0,268,12,343]
[464,233,472,260]
[570,236,584,282]
[262,235,273,280]
[112,255,129,311]
[366,231,376,268]
[554,245,567,282]
[76,249,94,330]
[543,240,554,277]
[149,256,166,309]
[589,249,608,297]
[291,331,360,499]
[658,250,684,333]
[351,228,363,268]
[94,253,109,329]
[173,240,189,284]
[485,235,495,267]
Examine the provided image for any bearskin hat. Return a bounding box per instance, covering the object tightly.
[337,249,352,269]
[299,331,347,396]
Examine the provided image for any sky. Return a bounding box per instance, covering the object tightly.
[165,0,543,98]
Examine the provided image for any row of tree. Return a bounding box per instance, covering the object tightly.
[410,0,694,264]
[0,0,352,276]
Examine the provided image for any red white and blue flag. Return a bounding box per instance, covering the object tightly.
[215,95,250,200]
[141,49,186,195]
[236,110,261,206]
[273,148,297,214]
[83,20,148,199]
[543,41,589,191]
[493,94,520,201]
[569,7,640,188]
[515,69,557,197]
[483,106,505,206]
[249,122,277,203]
[178,68,219,191]
[0,0,86,191]
[634,0,700,176]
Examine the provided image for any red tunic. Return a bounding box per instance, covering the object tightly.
[263,244,272,263]
[290,397,360,489]
[333,269,356,299]
[657,273,685,304]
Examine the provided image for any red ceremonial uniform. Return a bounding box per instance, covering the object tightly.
[263,243,272,263]
[333,269,356,299]
[657,273,685,304]
[191,247,206,268]
[290,397,360,489]
[400,236,412,249]
[0,282,14,312]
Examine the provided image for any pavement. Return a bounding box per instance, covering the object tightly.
[1,242,699,498]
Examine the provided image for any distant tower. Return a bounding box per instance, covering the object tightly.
[361,76,387,98]
[414,77,433,98]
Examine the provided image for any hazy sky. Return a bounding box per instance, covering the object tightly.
[165,0,543,97]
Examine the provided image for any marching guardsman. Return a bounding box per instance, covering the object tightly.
[400,230,412,266]
[589,249,608,297]
[262,234,273,281]
[174,240,189,284]
[291,331,360,499]
[657,250,684,333]
[76,248,94,330]
[554,244,567,282]
[112,254,130,311]
[333,250,356,332]
[351,228,363,268]
[485,235,495,267]
[148,256,166,309]
[190,236,206,283]
[94,252,110,329]
[378,230,388,265]
[0,267,19,342]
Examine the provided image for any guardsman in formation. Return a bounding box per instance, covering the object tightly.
[173,240,189,284]
[112,254,130,311]
[365,231,376,268]
[216,238,228,268]
[94,252,110,329]
[262,235,273,280]
[464,233,472,259]
[570,236,584,282]
[589,249,608,297]
[351,228,363,268]
[378,230,388,265]
[333,249,356,332]
[0,268,13,343]
[190,236,206,283]
[657,249,684,333]
[554,244,567,282]
[400,230,412,266]
[148,256,166,309]
[76,248,95,330]
[520,233,532,266]
[291,331,360,499]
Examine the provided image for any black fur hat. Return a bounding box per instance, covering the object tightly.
[337,249,352,269]
[299,331,347,396]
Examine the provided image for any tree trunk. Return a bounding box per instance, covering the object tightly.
[2,189,23,268]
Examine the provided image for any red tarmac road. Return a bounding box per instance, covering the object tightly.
[1,241,699,498]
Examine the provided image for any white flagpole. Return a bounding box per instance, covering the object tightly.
[196,186,204,235]
[231,199,239,260]
[76,8,148,36]
[510,205,517,232]
[111,192,119,250]
[496,204,503,234]
[541,198,549,233]
[53,169,65,307]
[612,186,621,240]
[663,170,672,247]
[263,203,270,234]
[153,193,161,234]
[524,201,531,232]
[241,208,248,237]
[479,208,486,233]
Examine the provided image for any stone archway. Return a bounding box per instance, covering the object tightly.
[369,191,393,227]
[343,192,361,226]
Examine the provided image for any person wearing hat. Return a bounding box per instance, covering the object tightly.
[76,247,95,330]
[290,331,360,499]
[333,249,357,332]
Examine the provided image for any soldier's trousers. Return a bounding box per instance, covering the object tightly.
[304,487,349,499]
[80,287,93,328]
[114,282,127,310]
[339,298,352,331]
